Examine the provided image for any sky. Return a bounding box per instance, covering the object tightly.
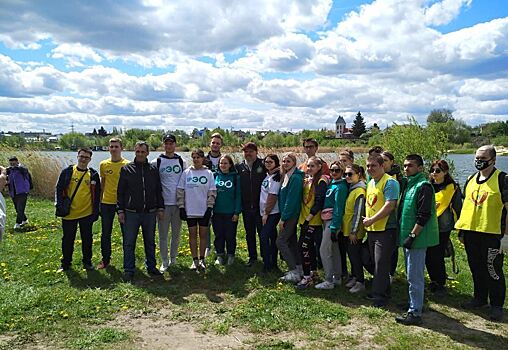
[0,0,507,134]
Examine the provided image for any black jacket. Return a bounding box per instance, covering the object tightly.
[117,160,164,213]
[235,158,266,212]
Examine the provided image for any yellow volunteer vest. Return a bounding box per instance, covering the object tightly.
[100,158,129,205]
[298,176,327,226]
[435,183,455,218]
[65,166,93,220]
[365,173,390,231]
[455,169,504,235]
[342,186,366,239]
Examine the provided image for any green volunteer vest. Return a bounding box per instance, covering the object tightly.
[399,172,439,249]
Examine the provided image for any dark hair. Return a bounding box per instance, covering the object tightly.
[264,154,280,168]
[8,156,18,162]
[191,149,205,158]
[405,154,424,167]
[302,138,318,148]
[134,141,149,152]
[381,151,394,161]
[368,146,384,155]
[430,159,455,185]
[219,154,235,172]
[367,154,384,166]
[78,148,93,157]
[346,164,366,181]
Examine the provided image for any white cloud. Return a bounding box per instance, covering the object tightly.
[51,43,103,67]
[424,0,472,26]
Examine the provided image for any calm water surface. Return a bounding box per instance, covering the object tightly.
[42,151,508,187]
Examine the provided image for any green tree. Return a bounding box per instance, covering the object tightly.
[427,108,454,124]
[382,117,448,166]
[262,132,285,148]
[59,132,89,150]
[352,111,366,137]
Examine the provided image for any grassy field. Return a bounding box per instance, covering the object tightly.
[0,197,507,350]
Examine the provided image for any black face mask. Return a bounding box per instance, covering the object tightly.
[475,158,492,171]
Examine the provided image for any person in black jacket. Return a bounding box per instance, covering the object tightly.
[235,142,266,266]
[55,148,101,272]
[117,141,164,282]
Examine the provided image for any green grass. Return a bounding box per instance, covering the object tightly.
[0,197,507,349]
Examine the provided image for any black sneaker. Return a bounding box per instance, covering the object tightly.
[461,299,487,309]
[83,263,94,271]
[489,306,503,322]
[395,312,422,326]
[123,272,134,283]
[246,258,257,267]
[147,268,163,276]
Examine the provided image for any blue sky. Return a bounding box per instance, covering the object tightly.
[0,0,507,134]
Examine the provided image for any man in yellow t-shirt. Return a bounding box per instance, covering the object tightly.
[55,148,101,272]
[97,138,129,269]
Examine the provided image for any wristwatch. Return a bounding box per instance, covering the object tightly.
[409,233,417,239]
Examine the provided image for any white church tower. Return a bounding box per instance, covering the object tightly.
[335,115,346,138]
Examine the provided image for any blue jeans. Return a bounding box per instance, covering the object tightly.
[100,203,124,263]
[212,213,238,256]
[123,212,157,274]
[404,248,427,316]
[260,213,280,270]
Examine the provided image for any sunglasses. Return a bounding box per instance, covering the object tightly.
[344,172,355,177]
[430,168,442,174]
[330,168,342,173]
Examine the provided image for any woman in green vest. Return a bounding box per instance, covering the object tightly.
[426,159,462,295]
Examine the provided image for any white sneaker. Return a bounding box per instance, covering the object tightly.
[345,277,357,289]
[21,220,28,226]
[205,248,211,258]
[349,281,365,293]
[215,256,224,265]
[280,271,301,283]
[315,281,335,290]
[159,263,168,273]
[198,259,206,270]
[13,223,20,230]
[227,255,235,265]
[190,260,198,270]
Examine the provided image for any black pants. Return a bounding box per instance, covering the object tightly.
[212,213,238,256]
[61,215,93,267]
[425,230,451,287]
[347,239,365,283]
[12,193,28,224]
[368,229,396,302]
[100,203,124,263]
[339,235,349,277]
[242,210,263,260]
[464,231,506,307]
[299,225,323,276]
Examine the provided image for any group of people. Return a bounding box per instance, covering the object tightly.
[5,132,506,326]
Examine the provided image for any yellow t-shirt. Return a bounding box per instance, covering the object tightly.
[100,158,129,205]
[65,166,93,220]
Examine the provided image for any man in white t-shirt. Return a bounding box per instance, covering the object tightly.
[153,134,187,272]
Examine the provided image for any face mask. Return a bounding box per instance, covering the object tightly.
[474,158,491,171]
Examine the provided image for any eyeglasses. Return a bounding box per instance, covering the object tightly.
[330,168,342,173]
[430,168,442,174]
[344,172,355,177]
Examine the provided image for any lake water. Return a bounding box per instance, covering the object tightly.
[42,151,507,187]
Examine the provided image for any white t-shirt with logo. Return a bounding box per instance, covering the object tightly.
[259,173,281,216]
[177,167,216,217]
[152,155,187,206]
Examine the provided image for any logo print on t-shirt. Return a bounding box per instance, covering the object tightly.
[187,176,208,185]
[367,193,378,208]
[262,179,269,189]
[326,188,334,197]
[471,190,488,206]
[218,180,233,189]
[106,169,114,175]
[163,164,181,174]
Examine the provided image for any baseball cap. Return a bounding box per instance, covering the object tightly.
[241,142,258,152]
[162,134,176,143]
